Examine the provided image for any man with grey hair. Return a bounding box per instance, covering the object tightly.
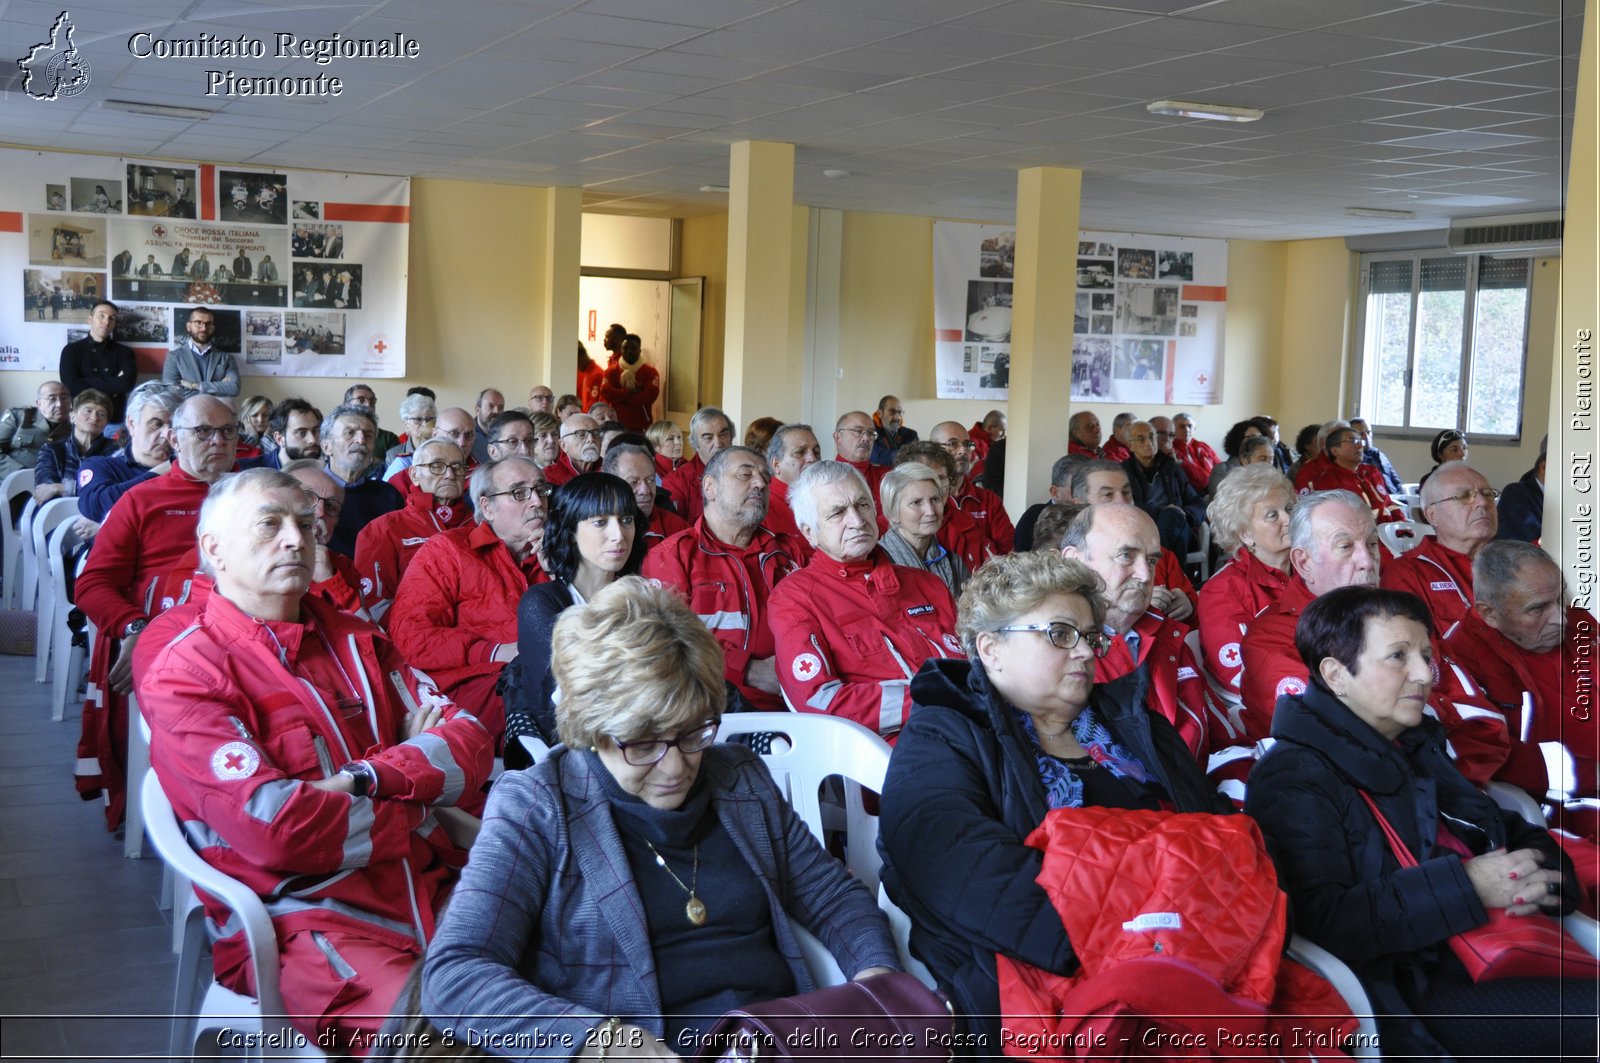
[1447,540,1598,800]
[1347,416,1402,493]
[353,437,473,620]
[767,461,960,738]
[133,466,490,1051]
[642,446,806,710]
[321,402,402,558]
[662,405,735,524]
[1172,412,1218,493]
[931,419,1014,553]
[603,441,688,548]
[1012,453,1086,551]
[1296,420,1404,523]
[1240,489,1509,789]
[765,422,822,543]
[1067,409,1103,459]
[73,393,240,830]
[1103,411,1134,462]
[1068,459,1196,620]
[1123,419,1207,555]
[388,455,549,749]
[546,412,602,488]
[281,458,367,618]
[830,409,890,510]
[0,379,69,477]
[77,380,184,524]
[471,387,505,464]
[1381,460,1499,637]
[344,383,399,460]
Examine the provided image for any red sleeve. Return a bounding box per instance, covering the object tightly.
[1155,548,1199,614]
[1239,616,1304,742]
[984,491,1015,554]
[76,489,148,633]
[353,520,400,619]
[1196,569,1247,692]
[661,464,698,517]
[1430,653,1512,789]
[363,653,493,807]
[768,578,909,735]
[388,540,499,673]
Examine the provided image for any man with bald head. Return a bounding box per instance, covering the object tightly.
[353,437,474,621]
[1066,410,1103,459]
[1060,503,1213,761]
[1122,419,1207,555]
[545,413,602,487]
[930,420,1014,554]
[1070,459,1196,621]
[74,393,240,829]
[662,406,735,524]
[0,380,70,477]
[1381,461,1499,637]
[832,409,889,508]
[526,385,555,416]
[764,423,821,543]
[870,394,917,465]
[282,458,368,618]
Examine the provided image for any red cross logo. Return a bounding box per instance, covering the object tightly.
[1197,373,1208,386]
[211,741,260,780]
[152,224,166,238]
[792,653,822,681]
[373,339,387,354]
[224,751,245,772]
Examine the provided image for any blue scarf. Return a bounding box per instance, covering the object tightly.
[1013,705,1151,809]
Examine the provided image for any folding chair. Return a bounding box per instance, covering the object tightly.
[1377,520,1433,558]
[31,496,79,683]
[0,468,32,610]
[47,516,92,720]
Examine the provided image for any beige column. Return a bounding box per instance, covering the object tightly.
[537,185,582,396]
[723,140,797,429]
[1006,166,1083,518]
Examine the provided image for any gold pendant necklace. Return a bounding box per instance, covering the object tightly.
[644,840,706,926]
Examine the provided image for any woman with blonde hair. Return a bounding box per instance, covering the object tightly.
[646,418,685,479]
[1198,463,1295,691]
[879,461,966,600]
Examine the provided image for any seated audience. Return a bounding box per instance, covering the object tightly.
[137,468,491,1053]
[322,403,403,557]
[1013,455,1085,552]
[599,332,660,432]
[830,409,889,505]
[383,392,437,468]
[661,406,735,524]
[345,384,400,459]
[1066,410,1103,459]
[1420,428,1468,490]
[604,441,689,549]
[1102,411,1133,462]
[526,384,555,416]
[1061,504,1213,759]
[282,458,367,617]
[1121,420,1207,555]
[1199,465,1294,694]
[1497,437,1546,542]
[1447,540,1599,799]
[238,394,273,461]
[77,382,183,524]
[895,442,996,575]
[267,397,323,470]
[528,411,562,472]
[1071,459,1196,619]
[75,394,238,829]
[931,419,1014,553]
[764,422,821,542]
[646,418,686,478]
[0,380,70,477]
[33,388,111,503]
[355,438,472,621]
[423,578,898,1052]
[768,461,960,739]
[1297,422,1405,524]
[878,551,1233,1054]
[388,456,550,750]
[1348,416,1402,493]
[1170,412,1217,493]
[1246,586,1591,1062]
[742,415,781,456]
[879,462,968,601]
[509,473,646,762]
[1380,461,1497,636]
[483,410,537,464]
[870,394,917,465]
[545,413,602,487]
[1205,418,1268,498]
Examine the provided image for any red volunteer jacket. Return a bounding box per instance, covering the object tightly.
[1296,459,1405,523]
[1153,547,1200,617]
[1197,548,1289,693]
[952,476,1015,555]
[308,551,369,619]
[1379,535,1476,638]
[661,454,708,524]
[967,421,993,462]
[1174,437,1219,493]
[134,591,491,995]
[1446,607,1600,798]
[641,519,806,710]
[387,522,547,697]
[938,501,998,576]
[1240,575,1510,787]
[598,360,660,432]
[577,361,604,411]
[1097,610,1212,762]
[1067,441,1102,460]
[767,547,961,739]
[1102,438,1131,463]
[353,491,473,620]
[543,451,597,489]
[644,505,691,551]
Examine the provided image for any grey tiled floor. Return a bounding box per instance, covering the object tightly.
[0,651,177,1062]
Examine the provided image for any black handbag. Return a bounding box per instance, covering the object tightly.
[701,973,954,1062]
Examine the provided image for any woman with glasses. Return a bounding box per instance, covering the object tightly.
[878,551,1232,1053]
[1419,428,1469,490]
[878,462,967,600]
[354,438,473,620]
[505,473,648,768]
[425,577,899,1057]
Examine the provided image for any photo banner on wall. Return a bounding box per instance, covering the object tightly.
[0,147,408,379]
[933,221,1227,404]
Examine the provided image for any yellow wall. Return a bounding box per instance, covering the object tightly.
[680,212,728,415]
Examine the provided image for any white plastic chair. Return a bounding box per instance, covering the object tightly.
[47,516,92,720]
[1377,520,1432,558]
[127,692,151,859]
[0,468,32,609]
[14,496,40,613]
[1284,936,1381,1059]
[31,496,79,683]
[1184,520,1212,582]
[141,772,327,1061]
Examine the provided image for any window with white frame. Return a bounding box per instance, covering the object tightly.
[1356,251,1531,439]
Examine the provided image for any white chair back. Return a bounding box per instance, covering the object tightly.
[31,496,79,682]
[1377,520,1432,558]
[15,496,40,613]
[1,468,33,610]
[1283,936,1380,1059]
[46,516,92,721]
[1184,520,1212,582]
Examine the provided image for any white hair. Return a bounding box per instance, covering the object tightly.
[789,460,869,533]
[195,468,308,577]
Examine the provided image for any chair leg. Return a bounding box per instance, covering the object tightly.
[33,583,55,684]
[125,712,150,860]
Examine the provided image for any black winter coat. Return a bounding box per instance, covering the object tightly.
[1246,683,1577,1057]
[877,656,1230,1053]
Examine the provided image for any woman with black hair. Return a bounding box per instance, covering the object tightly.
[1419,428,1468,490]
[505,472,646,767]
[1204,417,1266,498]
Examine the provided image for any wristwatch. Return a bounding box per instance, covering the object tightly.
[123,618,149,637]
[338,761,378,798]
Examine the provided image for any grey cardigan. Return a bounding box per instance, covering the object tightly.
[161,342,241,397]
[422,744,898,1055]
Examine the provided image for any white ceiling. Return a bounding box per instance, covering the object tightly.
[0,0,1584,238]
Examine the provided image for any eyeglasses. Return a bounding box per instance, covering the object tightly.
[305,491,343,516]
[837,426,872,436]
[563,429,600,441]
[940,440,977,451]
[415,460,467,476]
[405,416,437,426]
[483,482,551,503]
[175,423,240,441]
[610,722,718,766]
[996,621,1111,657]
[491,436,535,452]
[1434,487,1500,506]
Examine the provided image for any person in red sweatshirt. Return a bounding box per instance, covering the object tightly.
[354,438,474,622]
[1171,412,1218,493]
[603,441,689,552]
[282,460,369,619]
[1380,461,1497,637]
[598,333,660,432]
[661,406,734,525]
[831,409,889,509]
[1066,410,1104,459]
[764,423,821,548]
[75,394,238,828]
[930,420,1014,554]
[544,413,602,487]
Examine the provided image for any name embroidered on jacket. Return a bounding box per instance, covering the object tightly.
[906,604,935,616]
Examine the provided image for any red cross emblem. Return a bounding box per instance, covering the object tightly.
[1197,373,1208,386]
[373,339,387,353]
[152,224,167,238]
[211,741,260,780]
[792,653,822,681]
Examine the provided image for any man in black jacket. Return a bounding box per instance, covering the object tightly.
[59,300,136,424]
[1496,438,1545,543]
[1121,420,1206,554]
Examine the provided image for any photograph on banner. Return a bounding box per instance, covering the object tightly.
[247,340,283,366]
[126,163,196,219]
[44,185,66,211]
[293,265,361,309]
[1072,338,1113,399]
[70,178,122,214]
[292,201,322,220]
[245,311,282,338]
[114,305,168,344]
[107,216,290,308]
[284,311,346,355]
[176,307,242,356]
[293,224,346,259]
[220,170,289,225]
[22,269,104,323]
[28,214,105,267]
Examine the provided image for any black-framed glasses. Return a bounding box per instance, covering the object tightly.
[940,439,977,451]
[610,721,718,766]
[1436,487,1500,506]
[175,423,240,441]
[996,621,1111,657]
[491,436,535,452]
[415,460,467,476]
[483,482,551,503]
[563,429,600,441]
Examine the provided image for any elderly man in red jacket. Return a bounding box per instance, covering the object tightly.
[388,456,549,750]
[282,459,368,618]
[642,446,807,710]
[1295,422,1405,524]
[1171,412,1218,493]
[135,467,491,1052]
[1380,460,1497,637]
[930,420,1014,554]
[661,405,734,524]
[354,437,473,621]
[764,423,822,546]
[75,394,238,829]
[768,461,960,739]
[603,441,688,551]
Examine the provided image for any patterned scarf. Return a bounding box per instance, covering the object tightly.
[1013,704,1152,809]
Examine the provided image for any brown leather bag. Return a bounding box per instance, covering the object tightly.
[701,973,954,1062]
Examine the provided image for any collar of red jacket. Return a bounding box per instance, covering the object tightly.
[197,579,356,666]
[466,519,545,579]
[404,488,469,521]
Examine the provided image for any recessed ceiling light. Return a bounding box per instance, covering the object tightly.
[1146,99,1264,123]
[1345,207,1417,220]
[698,184,730,194]
[101,99,213,121]
[822,169,850,178]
